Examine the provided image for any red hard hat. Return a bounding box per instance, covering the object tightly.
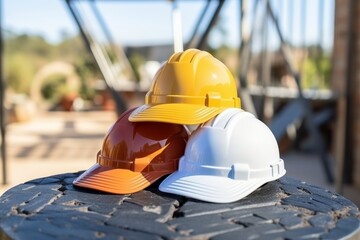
[73,108,188,194]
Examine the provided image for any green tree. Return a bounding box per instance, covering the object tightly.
[55,35,87,63]
[74,57,100,100]
[302,56,331,89]
[41,74,68,103]
[4,32,102,102]
[5,53,35,94]
[5,34,54,64]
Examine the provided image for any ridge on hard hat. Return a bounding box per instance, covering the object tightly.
[159,108,286,203]
[129,48,241,125]
[73,108,188,194]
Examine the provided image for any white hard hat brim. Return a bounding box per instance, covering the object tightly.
[159,170,286,203]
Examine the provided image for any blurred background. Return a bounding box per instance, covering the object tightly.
[0,0,359,206]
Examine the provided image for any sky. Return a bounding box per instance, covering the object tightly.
[3,0,334,51]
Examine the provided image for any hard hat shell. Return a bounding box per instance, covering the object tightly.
[129,48,241,125]
[73,108,188,194]
[159,108,286,203]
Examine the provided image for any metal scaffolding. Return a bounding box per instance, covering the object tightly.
[0,0,337,186]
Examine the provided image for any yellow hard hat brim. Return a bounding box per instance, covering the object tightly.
[73,163,168,194]
[129,103,230,125]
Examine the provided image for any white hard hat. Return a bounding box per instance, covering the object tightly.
[159,108,286,203]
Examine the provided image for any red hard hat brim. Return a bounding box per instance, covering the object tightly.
[73,163,170,194]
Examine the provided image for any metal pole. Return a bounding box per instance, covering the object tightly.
[171,0,184,52]
[66,0,127,116]
[287,0,293,46]
[89,0,137,82]
[318,0,324,53]
[0,0,7,185]
[236,0,259,117]
[239,0,243,46]
[261,0,272,122]
[185,0,211,49]
[238,0,260,87]
[266,1,302,95]
[301,0,306,48]
[197,0,225,50]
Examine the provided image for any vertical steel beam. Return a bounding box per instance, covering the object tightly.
[343,0,357,185]
[0,0,7,185]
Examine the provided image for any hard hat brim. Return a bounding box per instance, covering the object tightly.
[128,104,228,125]
[159,167,286,203]
[73,163,170,194]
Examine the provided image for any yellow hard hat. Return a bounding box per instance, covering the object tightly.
[129,49,241,125]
